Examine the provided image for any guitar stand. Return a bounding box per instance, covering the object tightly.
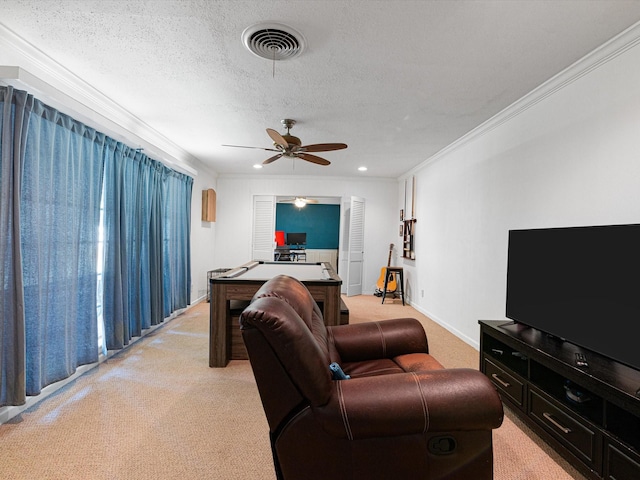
[381,267,405,305]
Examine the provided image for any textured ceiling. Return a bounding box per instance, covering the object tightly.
[2,0,640,178]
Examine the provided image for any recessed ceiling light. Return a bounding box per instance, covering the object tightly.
[358,166,368,172]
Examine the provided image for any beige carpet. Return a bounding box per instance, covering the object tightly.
[0,295,586,479]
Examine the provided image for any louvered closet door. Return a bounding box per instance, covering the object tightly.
[252,195,275,261]
[343,196,365,296]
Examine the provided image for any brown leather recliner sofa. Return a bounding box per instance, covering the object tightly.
[240,274,504,480]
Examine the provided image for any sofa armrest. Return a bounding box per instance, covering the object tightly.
[328,317,429,362]
[314,368,504,440]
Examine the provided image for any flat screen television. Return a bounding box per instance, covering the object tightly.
[506,223,640,371]
[286,232,306,246]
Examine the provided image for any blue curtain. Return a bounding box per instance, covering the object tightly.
[0,87,105,400]
[0,87,31,406]
[162,169,193,317]
[21,99,105,396]
[102,144,150,348]
[102,144,193,349]
[0,85,193,406]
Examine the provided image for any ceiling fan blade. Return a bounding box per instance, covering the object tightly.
[266,128,289,148]
[300,143,348,152]
[222,144,280,152]
[263,153,283,164]
[297,153,330,166]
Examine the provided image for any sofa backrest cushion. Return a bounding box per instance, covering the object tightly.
[240,295,333,407]
[252,275,318,327]
[252,274,337,362]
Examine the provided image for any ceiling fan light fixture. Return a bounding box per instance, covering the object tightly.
[242,23,306,61]
[294,197,307,208]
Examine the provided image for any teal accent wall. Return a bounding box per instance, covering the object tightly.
[276,204,340,249]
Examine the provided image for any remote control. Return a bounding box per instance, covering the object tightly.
[575,353,588,367]
[329,362,351,380]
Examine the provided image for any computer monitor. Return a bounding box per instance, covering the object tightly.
[286,232,306,246]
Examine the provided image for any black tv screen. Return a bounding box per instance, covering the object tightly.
[286,232,306,246]
[506,224,640,371]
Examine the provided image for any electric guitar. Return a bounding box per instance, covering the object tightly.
[376,244,397,293]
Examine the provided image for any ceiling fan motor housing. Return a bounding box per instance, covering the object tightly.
[282,134,301,146]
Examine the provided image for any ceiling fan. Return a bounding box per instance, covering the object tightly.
[280,196,319,207]
[223,119,347,165]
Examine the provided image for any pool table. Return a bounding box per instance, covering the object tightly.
[209,261,343,367]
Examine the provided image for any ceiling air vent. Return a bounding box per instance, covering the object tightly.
[242,23,306,61]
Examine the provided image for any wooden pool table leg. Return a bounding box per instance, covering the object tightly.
[209,283,229,367]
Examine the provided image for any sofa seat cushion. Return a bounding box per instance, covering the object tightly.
[342,353,444,378]
[342,358,404,378]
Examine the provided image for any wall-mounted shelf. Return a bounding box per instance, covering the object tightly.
[402,219,416,260]
[202,188,216,222]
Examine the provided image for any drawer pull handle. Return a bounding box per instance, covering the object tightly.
[543,412,571,434]
[491,373,510,388]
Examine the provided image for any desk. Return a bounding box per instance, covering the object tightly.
[209,261,342,367]
[274,246,306,261]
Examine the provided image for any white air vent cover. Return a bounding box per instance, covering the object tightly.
[242,23,306,61]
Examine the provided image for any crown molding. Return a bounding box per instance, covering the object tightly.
[0,24,199,177]
[404,20,640,178]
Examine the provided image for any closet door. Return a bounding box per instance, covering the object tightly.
[252,195,275,261]
[340,196,365,296]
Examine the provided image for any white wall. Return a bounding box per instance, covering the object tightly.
[212,175,398,293]
[403,26,640,348]
[189,167,219,303]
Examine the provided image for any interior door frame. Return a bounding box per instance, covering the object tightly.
[253,194,364,296]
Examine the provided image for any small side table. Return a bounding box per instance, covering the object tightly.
[382,267,404,305]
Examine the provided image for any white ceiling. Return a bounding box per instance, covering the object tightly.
[2,0,640,178]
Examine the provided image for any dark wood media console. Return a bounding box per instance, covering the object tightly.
[479,320,640,480]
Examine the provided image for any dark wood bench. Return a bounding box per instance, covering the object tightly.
[340,298,349,325]
[229,300,251,360]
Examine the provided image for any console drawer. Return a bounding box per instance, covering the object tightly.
[529,389,601,468]
[484,357,525,408]
[605,442,640,480]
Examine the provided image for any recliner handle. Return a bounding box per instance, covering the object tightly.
[428,436,457,455]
